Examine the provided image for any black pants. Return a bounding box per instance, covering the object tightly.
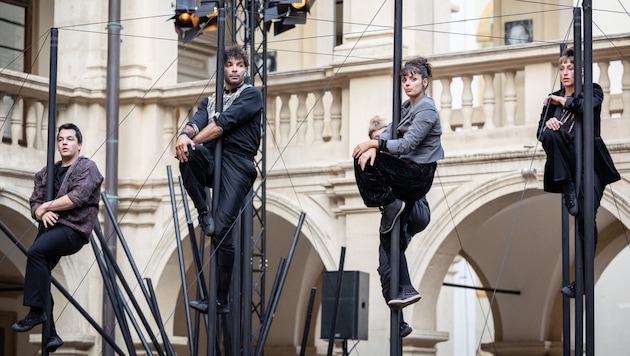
[180,144,256,266]
[24,225,86,310]
[180,144,256,303]
[354,152,436,208]
[541,127,575,187]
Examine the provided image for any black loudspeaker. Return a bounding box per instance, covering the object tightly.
[320,270,369,340]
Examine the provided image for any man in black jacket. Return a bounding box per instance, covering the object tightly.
[175,45,263,313]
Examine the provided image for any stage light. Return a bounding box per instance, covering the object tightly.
[265,0,315,35]
[172,0,219,43]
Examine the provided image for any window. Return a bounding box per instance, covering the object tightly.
[0,0,32,73]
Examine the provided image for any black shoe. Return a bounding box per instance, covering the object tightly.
[400,321,412,338]
[563,192,578,216]
[11,312,47,332]
[189,297,209,314]
[388,285,421,309]
[380,199,406,234]
[217,300,230,314]
[199,212,215,236]
[561,282,576,298]
[46,335,64,353]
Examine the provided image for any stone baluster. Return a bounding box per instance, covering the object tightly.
[461,75,473,130]
[622,60,630,118]
[10,96,23,145]
[296,92,308,144]
[329,88,341,141]
[312,92,325,143]
[482,73,496,129]
[503,71,517,127]
[266,94,276,141]
[26,100,38,148]
[41,102,49,150]
[597,61,611,120]
[440,78,452,132]
[163,105,175,151]
[278,94,291,146]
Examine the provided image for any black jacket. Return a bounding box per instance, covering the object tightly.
[537,83,620,193]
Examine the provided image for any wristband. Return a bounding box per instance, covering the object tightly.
[179,132,190,138]
[378,138,388,152]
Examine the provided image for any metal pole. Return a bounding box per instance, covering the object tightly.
[90,239,141,354]
[255,212,306,356]
[100,192,176,355]
[572,8,584,356]
[0,222,125,355]
[299,288,317,356]
[179,177,205,354]
[167,166,195,356]
[207,4,227,354]
[390,0,403,354]
[42,26,59,356]
[93,223,167,356]
[326,247,346,356]
[103,0,121,353]
[242,190,254,356]
[582,1,595,354]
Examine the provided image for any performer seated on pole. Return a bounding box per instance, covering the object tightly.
[369,116,432,338]
[175,44,263,314]
[352,56,444,311]
[537,46,620,297]
[12,123,103,353]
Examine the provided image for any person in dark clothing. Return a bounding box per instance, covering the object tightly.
[537,47,620,297]
[353,57,444,313]
[12,123,103,353]
[175,45,263,314]
[368,116,432,337]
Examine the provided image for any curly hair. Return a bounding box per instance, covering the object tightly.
[224,44,249,68]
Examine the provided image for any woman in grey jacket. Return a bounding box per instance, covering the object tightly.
[352,56,444,309]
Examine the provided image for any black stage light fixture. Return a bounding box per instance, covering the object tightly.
[172,0,219,43]
[265,0,315,35]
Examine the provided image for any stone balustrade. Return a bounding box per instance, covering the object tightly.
[1,36,628,164]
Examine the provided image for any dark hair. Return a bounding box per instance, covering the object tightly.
[401,56,433,79]
[224,44,249,68]
[559,47,574,65]
[58,123,83,144]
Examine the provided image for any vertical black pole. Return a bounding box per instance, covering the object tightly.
[167,166,195,356]
[42,26,59,356]
[207,4,227,355]
[559,42,571,356]
[242,192,253,356]
[326,247,347,356]
[299,288,317,356]
[391,0,403,354]
[582,1,595,355]
[103,0,121,354]
[572,7,584,356]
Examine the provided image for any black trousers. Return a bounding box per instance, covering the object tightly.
[24,225,86,310]
[180,144,256,267]
[541,127,575,188]
[354,152,436,208]
[180,144,256,303]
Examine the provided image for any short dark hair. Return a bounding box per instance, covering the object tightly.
[58,123,83,144]
[401,56,433,80]
[559,47,575,65]
[224,44,249,68]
